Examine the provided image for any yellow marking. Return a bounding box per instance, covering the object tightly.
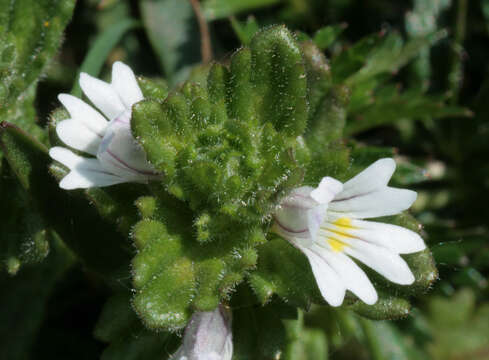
[325,217,355,252]
[44,21,50,27]
[328,237,348,252]
[333,217,356,229]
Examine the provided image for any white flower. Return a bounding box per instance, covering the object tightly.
[273,158,426,306]
[49,61,159,189]
[172,305,233,360]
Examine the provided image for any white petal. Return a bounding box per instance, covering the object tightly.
[50,147,125,189]
[307,204,327,243]
[329,187,417,218]
[298,245,346,306]
[315,243,378,305]
[345,240,415,285]
[222,333,233,360]
[56,119,102,155]
[342,219,426,254]
[79,72,126,120]
[335,158,396,201]
[111,61,143,108]
[310,176,343,204]
[59,168,125,189]
[49,146,86,170]
[58,94,108,135]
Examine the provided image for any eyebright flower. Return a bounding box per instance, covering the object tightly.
[273,158,426,306]
[171,305,233,360]
[49,61,159,189]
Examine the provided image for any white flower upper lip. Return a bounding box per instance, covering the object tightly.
[273,158,426,307]
[328,158,417,218]
[49,61,160,190]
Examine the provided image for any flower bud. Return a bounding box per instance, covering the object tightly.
[172,305,233,360]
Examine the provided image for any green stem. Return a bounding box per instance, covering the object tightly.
[190,0,213,64]
[446,0,468,163]
[448,0,467,104]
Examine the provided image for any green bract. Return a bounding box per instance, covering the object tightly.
[131,26,307,329]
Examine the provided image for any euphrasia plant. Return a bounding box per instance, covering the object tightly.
[1,7,442,357]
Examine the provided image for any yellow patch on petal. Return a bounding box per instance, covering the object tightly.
[325,217,356,252]
[333,217,355,229]
[328,237,348,252]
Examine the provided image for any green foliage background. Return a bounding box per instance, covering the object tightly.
[1,0,489,359]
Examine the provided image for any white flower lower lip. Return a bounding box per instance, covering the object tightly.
[50,61,160,189]
[272,158,426,306]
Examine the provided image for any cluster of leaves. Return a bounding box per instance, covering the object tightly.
[127,20,447,333]
[130,25,310,329]
[1,0,488,359]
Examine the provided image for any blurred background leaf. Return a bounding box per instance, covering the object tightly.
[140,0,202,86]
[202,0,280,20]
[70,18,140,97]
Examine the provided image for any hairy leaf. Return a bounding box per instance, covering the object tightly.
[0,0,75,139]
[0,162,50,274]
[131,193,263,330]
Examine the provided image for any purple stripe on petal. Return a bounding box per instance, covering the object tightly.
[273,215,309,235]
[332,190,375,202]
[106,149,160,176]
